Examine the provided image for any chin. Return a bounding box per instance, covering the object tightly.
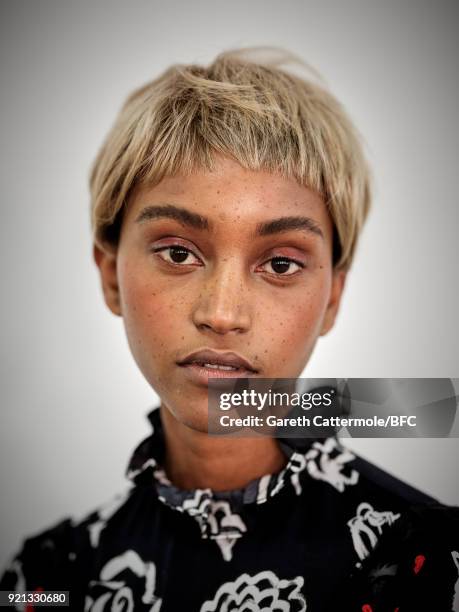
[167,397,211,434]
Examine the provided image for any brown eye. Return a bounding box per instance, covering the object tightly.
[153,245,201,266]
[169,247,190,263]
[261,257,304,276]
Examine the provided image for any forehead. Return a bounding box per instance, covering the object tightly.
[124,156,333,239]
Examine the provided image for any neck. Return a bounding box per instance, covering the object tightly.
[159,403,288,491]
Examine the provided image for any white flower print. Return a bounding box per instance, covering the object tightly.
[200,570,307,611]
[174,490,247,562]
[84,549,162,612]
[348,502,400,561]
[305,438,359,492]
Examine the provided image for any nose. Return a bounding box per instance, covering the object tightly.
[192,261,251,335]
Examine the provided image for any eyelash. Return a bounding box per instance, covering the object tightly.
[151,245,305,277]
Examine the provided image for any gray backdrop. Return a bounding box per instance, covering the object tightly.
[1,0,458,568]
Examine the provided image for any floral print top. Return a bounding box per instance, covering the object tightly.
[1,406,458,611]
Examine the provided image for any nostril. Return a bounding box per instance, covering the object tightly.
[198,323,242,335]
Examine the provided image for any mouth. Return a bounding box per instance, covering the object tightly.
[177,349,259,381]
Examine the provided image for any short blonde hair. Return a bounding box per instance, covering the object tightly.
[90,48,371,270]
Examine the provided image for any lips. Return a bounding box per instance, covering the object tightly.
[177,349,258,373]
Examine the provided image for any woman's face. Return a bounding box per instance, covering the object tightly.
[94,155,346,432]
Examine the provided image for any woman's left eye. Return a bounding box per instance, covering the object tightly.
[153,245,201,266]
[260,257,305,276]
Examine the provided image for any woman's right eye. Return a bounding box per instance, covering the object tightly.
[153,245,202,266]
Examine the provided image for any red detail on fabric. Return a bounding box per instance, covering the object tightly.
[413,554,426,574]
[362,605,373,612]
[25,586,44,612]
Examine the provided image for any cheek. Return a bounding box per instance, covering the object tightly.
[118,264,183,355]
[259,283,330,365]
[122,282,165,330]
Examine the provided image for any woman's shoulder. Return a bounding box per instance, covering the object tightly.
[0,485,138,596]
[349,451,438,506]
[347,502,459,610]
[0,515,81,608]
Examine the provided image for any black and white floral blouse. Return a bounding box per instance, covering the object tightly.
[1,406,458,611]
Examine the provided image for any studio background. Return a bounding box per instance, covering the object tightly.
[1,0,458,569]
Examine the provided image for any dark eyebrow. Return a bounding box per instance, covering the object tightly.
[135,204,323,239]
[254,216,324,239]
[135,204,210,231]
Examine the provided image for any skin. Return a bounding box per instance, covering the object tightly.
[94,154,347,491]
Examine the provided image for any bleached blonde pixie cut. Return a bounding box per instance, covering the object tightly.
[90,48,371,270]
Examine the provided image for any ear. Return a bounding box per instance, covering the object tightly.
[93,243,122,316]
[320,269,347,336]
